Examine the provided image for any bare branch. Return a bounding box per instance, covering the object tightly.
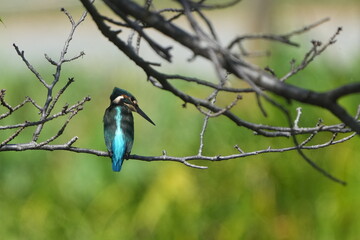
[37,108,80,146]
[280,27,342,81]
[294,107,302,129]
[0,89,14,113]
[46,77,75,116]
[196,95,242,117]
[0,91,41,120]
[283,17,331,38]
[228,18,330,52]
[1,8,91,156]
[1,130,354,171]
[13,44,48,88]
[0,126,26,148]
[0,95,91,131]
[198,113,209,156]
[31,8,88,142]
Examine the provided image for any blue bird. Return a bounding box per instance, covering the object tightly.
[103,87,155,172]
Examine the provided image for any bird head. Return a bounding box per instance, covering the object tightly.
[110,87,155,125]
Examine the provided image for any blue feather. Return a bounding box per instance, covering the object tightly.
[111,107,126,172]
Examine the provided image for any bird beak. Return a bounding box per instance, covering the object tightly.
[135,105,155,126]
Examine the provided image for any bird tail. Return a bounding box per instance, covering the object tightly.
[112,158,123,172]
[110,135,127,172]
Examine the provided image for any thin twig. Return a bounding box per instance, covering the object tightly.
[13,44,48,88]
[228,17,330,50]
[198,114,210,156]
[280,27,342,82]
[0,126,26,148]
[294,107,302,129]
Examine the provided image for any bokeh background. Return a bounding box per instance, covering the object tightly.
[1,0,360,239]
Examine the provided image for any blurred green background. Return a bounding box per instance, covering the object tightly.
[1,1,360,239]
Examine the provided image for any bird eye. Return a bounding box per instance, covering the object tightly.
[130,97,137,104]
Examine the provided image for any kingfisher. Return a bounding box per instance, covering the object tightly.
[103,87,155,172]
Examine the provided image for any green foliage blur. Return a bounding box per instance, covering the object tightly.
[1,2,360,240]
